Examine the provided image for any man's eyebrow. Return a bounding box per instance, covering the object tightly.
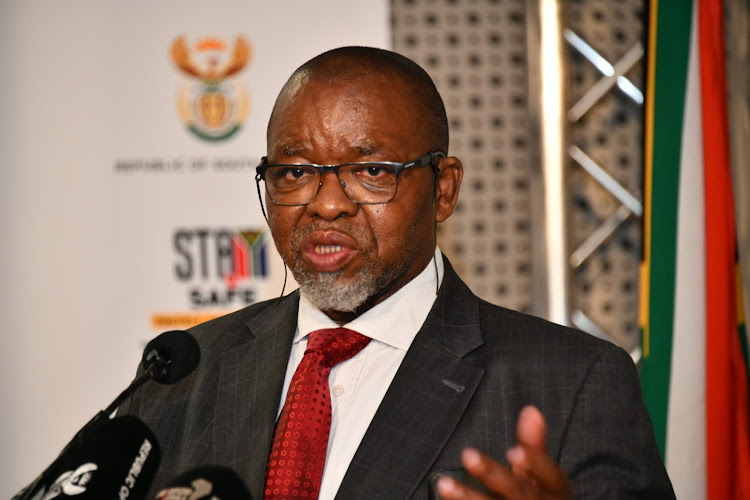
[280,145,303,157]
[353,145,380,156]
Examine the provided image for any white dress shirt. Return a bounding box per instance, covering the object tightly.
[275,247,445,500]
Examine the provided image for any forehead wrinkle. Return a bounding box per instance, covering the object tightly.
[270,141,377,163]
[272,121,386,160]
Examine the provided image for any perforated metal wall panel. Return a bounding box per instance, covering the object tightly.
[392,0,537,315]
[392,0,645,353]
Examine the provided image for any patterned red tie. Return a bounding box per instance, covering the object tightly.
[264,328,371,500]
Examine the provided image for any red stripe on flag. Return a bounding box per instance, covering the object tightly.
[699,1,750,498]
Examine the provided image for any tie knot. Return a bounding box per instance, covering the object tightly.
[306,328,371,367]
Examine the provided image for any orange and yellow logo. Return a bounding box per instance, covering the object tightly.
[171,35,251,142]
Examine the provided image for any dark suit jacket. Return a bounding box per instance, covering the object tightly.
[123,259,674,499]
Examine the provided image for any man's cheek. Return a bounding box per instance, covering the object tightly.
[268,223,293,259]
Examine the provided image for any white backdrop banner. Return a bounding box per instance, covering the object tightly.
[0,1,388,495]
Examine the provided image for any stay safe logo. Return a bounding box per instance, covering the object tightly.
[171,35,251,142]
[150,228,269,332]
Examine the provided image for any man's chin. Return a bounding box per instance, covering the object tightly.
[297,273,374,314]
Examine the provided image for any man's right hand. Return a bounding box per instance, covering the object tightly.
[436,406,572,499]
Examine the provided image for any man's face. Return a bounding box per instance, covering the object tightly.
[265,73,440,321]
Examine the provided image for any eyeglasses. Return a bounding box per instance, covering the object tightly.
[255,151,444,206]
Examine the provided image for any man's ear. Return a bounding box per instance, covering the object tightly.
[434,156,463,223]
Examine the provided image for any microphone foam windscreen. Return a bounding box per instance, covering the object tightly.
[41,415,161,500]
[154,466,252,500]
[143,330,200,384]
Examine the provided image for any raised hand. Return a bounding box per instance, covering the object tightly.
[437,406,572,499]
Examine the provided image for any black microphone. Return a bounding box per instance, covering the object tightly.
[90,330,201,427]
[142,330,201,385]
[33,416,160,500]
[154,466,253,500]
[16,331,200,500]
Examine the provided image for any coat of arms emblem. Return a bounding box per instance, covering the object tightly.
[171,35,251,142]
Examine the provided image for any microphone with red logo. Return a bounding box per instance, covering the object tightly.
[154,466,253,500]
[15,330,201,500]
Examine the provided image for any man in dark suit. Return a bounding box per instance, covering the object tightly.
[125,47,674,499]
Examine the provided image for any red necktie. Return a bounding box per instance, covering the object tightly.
[264,328,371,500]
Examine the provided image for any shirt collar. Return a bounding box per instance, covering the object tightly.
[297,247,444,351]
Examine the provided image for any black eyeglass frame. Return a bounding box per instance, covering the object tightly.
[254,151,445,217]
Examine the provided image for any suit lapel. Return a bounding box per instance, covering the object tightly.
[213,293,300,500]
[337,261,485,499]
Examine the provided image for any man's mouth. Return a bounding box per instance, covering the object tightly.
[300,231,359,273]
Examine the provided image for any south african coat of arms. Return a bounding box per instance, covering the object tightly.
[171,35,251,142]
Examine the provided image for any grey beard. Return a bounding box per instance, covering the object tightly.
[296,269,377,312]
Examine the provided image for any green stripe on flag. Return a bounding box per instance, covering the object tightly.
[640,0,693,456]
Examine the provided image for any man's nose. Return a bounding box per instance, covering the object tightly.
[305,171,359,219]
